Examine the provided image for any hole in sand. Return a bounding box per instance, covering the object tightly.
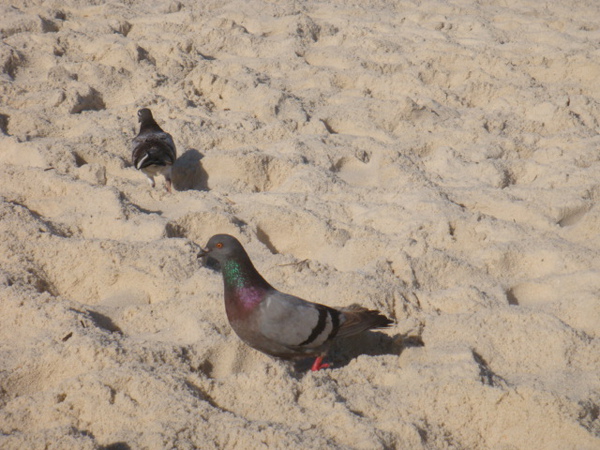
[86,310,122,334]
[73,152,88,167]
[256,226,279,254]
[69,87,106,114]
[100,443,132,450]
[506,288,519,306]
[0,114,9,135]
[165,222,186,238]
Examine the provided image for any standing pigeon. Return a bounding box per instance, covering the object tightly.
[199,234,393,371]
[132,108,177,192]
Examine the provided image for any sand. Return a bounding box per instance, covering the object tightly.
[1,0,599,448]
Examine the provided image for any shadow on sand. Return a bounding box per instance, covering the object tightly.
[172,148,209,191]
[292,330,425,373]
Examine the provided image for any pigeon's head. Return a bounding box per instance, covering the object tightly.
[199,234,247,266]
[137,108,153,123]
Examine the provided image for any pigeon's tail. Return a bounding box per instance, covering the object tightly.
[335,304,393,338]
[133,142,176,170]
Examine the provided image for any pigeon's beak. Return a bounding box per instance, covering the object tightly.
[198,247,220,272]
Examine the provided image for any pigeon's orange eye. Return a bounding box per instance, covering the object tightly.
[216,242,223,249]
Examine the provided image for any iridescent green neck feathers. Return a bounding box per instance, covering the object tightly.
[222,259,250,290]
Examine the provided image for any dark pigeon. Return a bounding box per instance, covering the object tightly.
[132,108,177,192]
[199,234,393,371]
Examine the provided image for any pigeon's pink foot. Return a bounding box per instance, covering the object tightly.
[311,356,330,371]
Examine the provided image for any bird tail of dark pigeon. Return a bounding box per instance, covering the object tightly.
[133,142,176,170]
[335,304,393,338]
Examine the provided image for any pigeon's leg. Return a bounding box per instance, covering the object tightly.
[146,175,156,188]
[164,167,173,193]
[310,356,330,371]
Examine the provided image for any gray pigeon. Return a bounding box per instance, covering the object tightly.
[132,108,177,192]
[199,234,393,371]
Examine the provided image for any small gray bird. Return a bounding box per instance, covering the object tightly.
[132,108,177,192]
[199,234,393,371]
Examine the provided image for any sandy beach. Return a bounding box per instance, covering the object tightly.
[1,0,599,448]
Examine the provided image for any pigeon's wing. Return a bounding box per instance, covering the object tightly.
[132,132,177,169]
[257,292,344,350]
[132,130,176,153]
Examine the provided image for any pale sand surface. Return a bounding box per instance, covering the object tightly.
[1,0,600,448]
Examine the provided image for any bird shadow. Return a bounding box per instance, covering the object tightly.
[172,148,209,191]
[292,330,424,373]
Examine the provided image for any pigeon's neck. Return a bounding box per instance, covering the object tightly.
[222,258,271,309]
[139,119,163,134]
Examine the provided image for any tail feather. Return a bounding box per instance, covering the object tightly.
[336,304,393,338]
[133,143,176,169]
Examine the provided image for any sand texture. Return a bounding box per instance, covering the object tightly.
[1,0,600,448]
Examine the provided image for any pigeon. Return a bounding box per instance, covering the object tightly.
[132,108,177,192]
[199,234,393,371]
